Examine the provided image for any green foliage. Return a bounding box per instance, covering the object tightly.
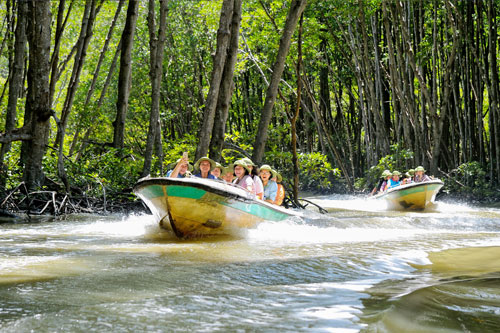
[264,149,340,192]
[298,152,340,191]
[0,142,24,189]
[41,146,143,199]
[444,162,498,199]
[360,144,414,191]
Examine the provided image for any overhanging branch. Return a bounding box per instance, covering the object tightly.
[0,127,32,144]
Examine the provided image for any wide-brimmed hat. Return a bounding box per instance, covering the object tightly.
[222,164,234,174]
[233,159,251,173]
[273,169,282,182]
[259,164,277,178]
[242,157,257,167]
[194,157,216,171]
[392,171,401,176]
[381,170,392,178]
[415,166,426,172]
[213,162,223,171]
[408,169,415,176]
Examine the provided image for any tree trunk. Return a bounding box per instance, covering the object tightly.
[487,0,500,183]
[70,0,124,156]
[57,0,100,143]
[23,0,52,190]
[56,0,101,190]
[49,0,74,104]
[195,0,234,161]
[75,39,122,162]
[0,0,27,176]
[113,0,139,149]
[291,15,303,202]
[209,0,242,162]
[142,0,168,177]
[251,0,307,164]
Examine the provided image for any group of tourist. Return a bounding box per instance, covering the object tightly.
[371,166,432,195]
[167,154,285,206]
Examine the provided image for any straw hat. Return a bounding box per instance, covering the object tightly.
[194,157,216,171]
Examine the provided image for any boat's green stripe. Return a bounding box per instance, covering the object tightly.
[168,185,289,221]
[166,185,206,199]
[145,184,289,221]
[394,184,441,196]
[140,185,165,200]
[220,201,289,221]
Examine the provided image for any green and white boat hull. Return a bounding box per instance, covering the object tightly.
[375,179,444,211]
[133,177,299,238]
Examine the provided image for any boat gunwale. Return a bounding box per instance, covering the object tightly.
[133,176,299,217]
[374,179,443,200]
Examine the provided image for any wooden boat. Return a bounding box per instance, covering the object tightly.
[374,179,444,211]
[133,177,300,238]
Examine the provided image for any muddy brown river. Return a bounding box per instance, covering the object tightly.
[1,196,499,332]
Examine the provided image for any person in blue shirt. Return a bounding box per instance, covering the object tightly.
[167,153,192,178]
[193,157,217,179]
[385,171,402,190]
[259,164,278,203]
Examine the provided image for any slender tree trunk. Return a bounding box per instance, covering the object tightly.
[56,0,99,147]
[49,0,74,104]
[70,0,124,156]
[23,0,52,190]
[55,0,100,191]
[430,0,460,175]
[113,0,139,149]
[75,39,122,162]
[209,0,242,162]
[487,0,500,183]
[195,0,234,161]
[0,0,27,176]
[251,0,307,164]
[142,0,168,177]
[291,15,303,202]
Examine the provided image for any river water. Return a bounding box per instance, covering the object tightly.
[1,195,500,332]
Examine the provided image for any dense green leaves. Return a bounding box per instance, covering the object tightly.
[0,0,498,202]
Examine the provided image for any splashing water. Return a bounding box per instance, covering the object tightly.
[1,196,500,332]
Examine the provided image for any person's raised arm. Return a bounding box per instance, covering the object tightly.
[169,152,188,178]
